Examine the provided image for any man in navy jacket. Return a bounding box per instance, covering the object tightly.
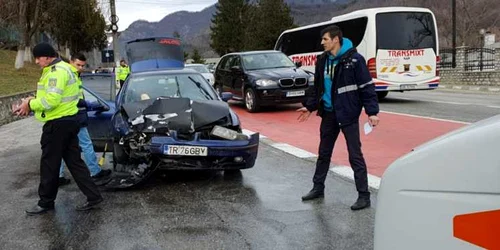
[297,25,380,210]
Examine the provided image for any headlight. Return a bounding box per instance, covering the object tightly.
[256,79,278,87]
[308,76,314,84]
[211,125,248,140]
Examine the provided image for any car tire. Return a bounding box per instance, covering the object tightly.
[377,91,388,100]
[244,88,260,113]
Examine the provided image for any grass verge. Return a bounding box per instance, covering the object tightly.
[0,49,39,96]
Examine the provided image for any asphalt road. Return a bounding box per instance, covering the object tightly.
[380,89,500,123]
[0,117,375,250]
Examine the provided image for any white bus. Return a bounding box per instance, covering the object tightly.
[274,7,440,99]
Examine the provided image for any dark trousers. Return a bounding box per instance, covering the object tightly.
[312,111,370,199]
[119,80,125,88]
[38,118,102,208]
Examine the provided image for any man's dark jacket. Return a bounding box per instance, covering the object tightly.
[303,49,379,126]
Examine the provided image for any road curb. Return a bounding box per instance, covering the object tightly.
[242,129,381,192]
[439,84,500,93]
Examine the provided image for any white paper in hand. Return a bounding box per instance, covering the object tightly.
[364,122,373,135]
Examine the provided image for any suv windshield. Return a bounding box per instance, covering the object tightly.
[242,52,295,70]
[186,65,209,73]
[124,73,217,103]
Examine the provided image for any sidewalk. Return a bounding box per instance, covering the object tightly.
[438,84,500,93]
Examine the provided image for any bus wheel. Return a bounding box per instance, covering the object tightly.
[377,91,388,100]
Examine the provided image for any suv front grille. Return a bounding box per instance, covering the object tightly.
[279,77,307,88]
[294,78,307,86]
[279,79,294,87]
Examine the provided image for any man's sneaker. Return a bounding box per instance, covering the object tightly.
[92,169,112,179]
[59,177,71,186]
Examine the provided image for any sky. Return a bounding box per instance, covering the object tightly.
[111,0,218,31]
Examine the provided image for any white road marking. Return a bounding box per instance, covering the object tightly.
[430,100,470,105]
[380,110,471,125]
[330,166,381,190]
[487,105,500,109]
[243,128,380,189]
[242,129,267,139]
[271,143,317,158]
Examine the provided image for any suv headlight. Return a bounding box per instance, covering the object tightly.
[256,79,278,87]
[308,76,314,84]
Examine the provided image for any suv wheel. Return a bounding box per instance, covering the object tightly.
[244,88,260,112]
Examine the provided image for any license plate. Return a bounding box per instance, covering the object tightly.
[401,84,417,90]
[164,145,208,156]
[286,90,305,97]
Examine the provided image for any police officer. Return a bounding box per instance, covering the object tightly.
[116,59,130,88]
[58,53,112,186]
[297,25,380,210]
[14,43,103,215]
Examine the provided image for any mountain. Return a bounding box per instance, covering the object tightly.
[118,1,354,58]
[118,0,500,58]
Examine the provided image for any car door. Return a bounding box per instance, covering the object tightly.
[214,56,230,93]
[82,74,116,152]
[229,56,244,98]
[85,86,115,152]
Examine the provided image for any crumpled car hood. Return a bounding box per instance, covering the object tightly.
[121,97,231,133]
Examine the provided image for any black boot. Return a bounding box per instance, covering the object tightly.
[25,205,54,215]
[76,197,103,211]
[350,197,371,210]
[301,189,324,201]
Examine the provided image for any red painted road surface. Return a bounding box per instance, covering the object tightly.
[230,102,465,177]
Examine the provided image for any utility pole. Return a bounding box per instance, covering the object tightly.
[110,0,120,66]
[452,0,456,68]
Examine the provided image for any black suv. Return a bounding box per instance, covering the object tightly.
[214,50,313,112]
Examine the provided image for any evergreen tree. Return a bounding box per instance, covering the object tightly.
[191,48,206,64]
[245,0,294,50]
[210,0,249,56]
[173,30,189,60]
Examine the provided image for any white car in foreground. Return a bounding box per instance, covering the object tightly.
[185,64,215,86]
[375,114,500,250]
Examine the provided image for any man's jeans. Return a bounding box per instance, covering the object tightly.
[60,127,101,177]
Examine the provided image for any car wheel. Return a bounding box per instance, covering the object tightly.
[377,91,388,100]
[244,88,260,112]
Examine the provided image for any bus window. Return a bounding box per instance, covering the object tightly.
[376,12,436,52]
[276,17,368,56]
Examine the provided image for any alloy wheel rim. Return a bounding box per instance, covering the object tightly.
[245,91,254,110]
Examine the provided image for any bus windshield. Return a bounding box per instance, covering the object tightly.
[376,12,436,52]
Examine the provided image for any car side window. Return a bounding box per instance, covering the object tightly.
[230,56,241,69]
[222,56,235,71]
[218,56,231,71]
[83,88,98,103]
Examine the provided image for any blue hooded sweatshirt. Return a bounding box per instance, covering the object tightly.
[322,37,353,111]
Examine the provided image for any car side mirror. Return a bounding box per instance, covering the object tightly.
[295,61,302,68]
[221,92,233,102]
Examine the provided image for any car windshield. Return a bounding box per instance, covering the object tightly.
[123,73,218,104]
[186,65,209,73]
[242,52,295,70]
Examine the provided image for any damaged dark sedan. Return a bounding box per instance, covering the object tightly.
[106,69,260,187]
[86,37,259,188]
